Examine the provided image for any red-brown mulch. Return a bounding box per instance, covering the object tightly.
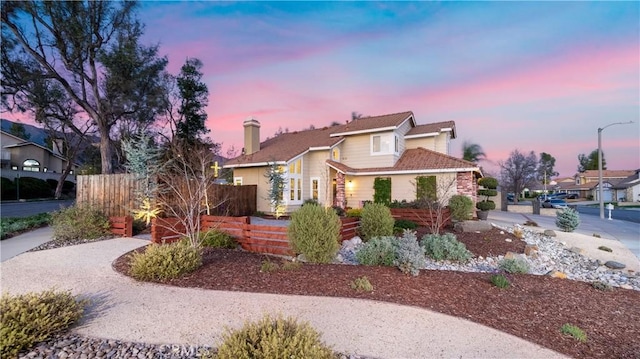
[113,229,640,359]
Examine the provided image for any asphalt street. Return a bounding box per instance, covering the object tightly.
[0,199,75,218]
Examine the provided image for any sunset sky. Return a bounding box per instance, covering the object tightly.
[8,1,640,177]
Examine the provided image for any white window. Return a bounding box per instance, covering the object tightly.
[22,159,40,172]
[371,134,393,155]
[234,177,243,186]
[287,158,303,204]
[332,148,340,161]
[310,178,319,201]
[394,135,399,154]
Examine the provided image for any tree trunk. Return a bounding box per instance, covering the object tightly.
[100,129,113,174]
[55,161,74,199]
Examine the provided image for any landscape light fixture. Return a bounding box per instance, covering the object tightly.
[597,121,633,219]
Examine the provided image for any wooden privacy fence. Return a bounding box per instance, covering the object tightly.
[76,174,257,217]
[77,174,141,217]
[390,208,451,230]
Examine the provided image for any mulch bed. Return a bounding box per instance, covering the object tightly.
[113,228,640,359]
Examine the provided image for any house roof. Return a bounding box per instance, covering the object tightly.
[225,126,344,167]
[405,121,456,139]
[577,170,636,179]
[330,111,414,137]
[1,132,67,161]
[326,147,479,175]
[611,169,640,189]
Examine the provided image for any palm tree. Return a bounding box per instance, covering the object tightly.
[462,141,486,164]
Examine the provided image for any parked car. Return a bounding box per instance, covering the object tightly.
[541,199,568,209]
[553,193,568,199]
[507,193,515,202]
[566,193,579,199]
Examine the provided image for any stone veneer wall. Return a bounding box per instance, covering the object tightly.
[335,172,346,209]
[457,171,477,218]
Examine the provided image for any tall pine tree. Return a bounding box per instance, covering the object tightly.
[175,58,209,144]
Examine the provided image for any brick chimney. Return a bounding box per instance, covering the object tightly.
[243,116,261,155]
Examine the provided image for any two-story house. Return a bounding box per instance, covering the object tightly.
[224,111,482,214]
[557,170,636,201]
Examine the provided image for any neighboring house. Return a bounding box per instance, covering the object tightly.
[224,111,482,214]
[556,170,636,201]
[0,130,78,182]
[611,169,640,203]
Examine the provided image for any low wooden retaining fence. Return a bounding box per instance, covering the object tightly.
[109,216,133,237]
[389,208,451,230]
[340,217,360,241]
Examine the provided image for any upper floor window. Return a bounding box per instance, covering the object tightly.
[371,133,394,155]
[575,177,580,185]
[22,159,40,172]
[394,135,399,153]
[287,158,303,204]
[332,148,340,162]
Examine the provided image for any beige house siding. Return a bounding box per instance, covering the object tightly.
[304,150,332,206]
[341,132,395,168]
[344,172,458,208]
[404,133,449,154]
[233,167,271,213]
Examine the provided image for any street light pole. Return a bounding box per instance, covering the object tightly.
[598,121,634,219]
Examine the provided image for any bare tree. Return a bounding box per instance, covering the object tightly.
[408,175,458,235]
[499,149,538,203]
[156,142,227,247]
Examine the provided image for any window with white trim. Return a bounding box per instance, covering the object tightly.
[310,178,319,201]
[332,148,340,161]
[22,159,40,172]
[371,133,393,155]
[234,177,243,186]
[287,158,303,204]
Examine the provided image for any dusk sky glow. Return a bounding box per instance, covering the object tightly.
[9,1,640,177]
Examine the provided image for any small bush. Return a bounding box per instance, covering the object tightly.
[498,257,530,274]
[360,203,394,241]
[393,230,425,276]
[0,177,16,200]
[0,290,87,358]
[523,220,538,227]
[129,241,202,281]
[394,219,418,232]
[592,233,601,238]
[555,208,580,232]
[281,261,302,271]
[448,195,473,221]
[476,200,495,211]
[355,236,396,266]
[199,230,237,249]
[350,276,373,292]
[0,213,51,240]
[561,323,587,343]
[260,259,279,273]
[591,281,613,291]
[46,178,58,190]
[490,274,511,288]
[51,205,110,241]
[421,233,472,262]
[345,208,362,218]
[331,205,345,217]
[288,204,341,263]
[216,315,334,359]
[302,198,319,207]
[597,245,612,252]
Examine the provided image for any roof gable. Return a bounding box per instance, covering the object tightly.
[405,121,456,139]
[330,111,414,137]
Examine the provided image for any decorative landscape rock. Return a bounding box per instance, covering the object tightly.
[543,229,556,237]
[604,261,626,270]
[569,247,585,255]
[546,270,568,279]
[524,245,539,257]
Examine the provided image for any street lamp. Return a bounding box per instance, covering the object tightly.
[598,121,633,219]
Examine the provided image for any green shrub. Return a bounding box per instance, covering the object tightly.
[561,323,587,343]
[0,213,51,240]
[421,233,471,262]
[498,257,530,274]
[215,315,334,359]
[355,236,396,266]
[490,274,510,288]
[393,230,425,276]
[281,261,302,271]
[0,177,16,200]
[448,195,473,221]
[331,205,345,217]
[288,204,341,263]
[360,203,394,241]
[350,276,373,292]
[129,241,202,281]
[199,230,237,249]
[476,200,496,211]
[15,177,52,199]
[373,177,391,205]
[62,180,75,195]
[132,219,148,236]
[345,208,362,218]
[0,290,87,358]
[555,208,580,232]
[45,178,58,190]
[51,205,110,241]
[260,259,279,273]
[302,198,319,207]
[394,219,418,231]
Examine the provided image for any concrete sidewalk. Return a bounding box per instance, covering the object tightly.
[0,226,54,262]
[0,238,566,359]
